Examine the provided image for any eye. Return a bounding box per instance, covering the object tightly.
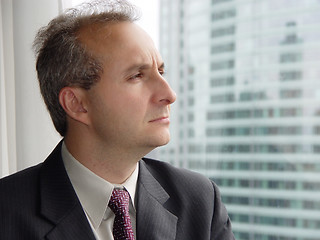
[129,72,143,81]
[159,69,166,76]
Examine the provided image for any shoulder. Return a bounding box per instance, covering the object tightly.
[141,157,213,186]
[0,163,42,186]
[0,163,42,199]
[140,158,216,198]
[140,158,235,239]
[0,164,43,224]
[0,141,63,187]
[0,141,64,203]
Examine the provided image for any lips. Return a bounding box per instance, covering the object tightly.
[149,116,170,123]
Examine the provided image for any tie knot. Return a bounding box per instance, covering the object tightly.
[108,189,130,215]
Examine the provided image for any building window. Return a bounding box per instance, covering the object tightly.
[211,60,234,71]
[279,71,302,81]
[212,0,233,5]
[211,25,235,38]
[211,9,236,21]
[280,89,302,99]
[210,76,235,87]
[211,43,235,54]
[210,93,235,103]
[188,97,194,106]
[280,52,302,63]
[239,91,266,101]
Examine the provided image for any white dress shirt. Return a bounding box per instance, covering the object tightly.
[61,142,139,240]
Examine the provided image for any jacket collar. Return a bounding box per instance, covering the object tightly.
[39,141,178,240]
[39,141,96,240]
[136,159,178,240]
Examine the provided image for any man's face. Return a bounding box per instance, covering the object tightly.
[80,22,176,153]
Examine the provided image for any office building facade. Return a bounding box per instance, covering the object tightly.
[155,0,320,239]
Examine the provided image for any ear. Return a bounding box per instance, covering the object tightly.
[59,87,90,125]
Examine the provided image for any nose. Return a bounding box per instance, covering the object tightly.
[154,74,177,105]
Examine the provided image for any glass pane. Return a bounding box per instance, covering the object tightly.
[155,0,320,239]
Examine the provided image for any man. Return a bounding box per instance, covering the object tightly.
[0,0,235,239]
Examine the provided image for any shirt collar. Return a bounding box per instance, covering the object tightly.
[61,142,139,229]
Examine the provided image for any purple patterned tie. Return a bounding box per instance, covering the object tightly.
[108,189,134,240]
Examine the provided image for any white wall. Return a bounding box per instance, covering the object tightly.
[0,0,62,177]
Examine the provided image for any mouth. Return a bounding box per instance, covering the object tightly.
[149,116,170,123]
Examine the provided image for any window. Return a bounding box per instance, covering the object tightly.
[210,76,235,87]
[211,25,235,38]
[211,43,235,54]
[210,93,235,103]
[239,91,266,101]
[280,52,302,63]
[158,0,320,239]
[211,60,234,71]
[211,9,236,21]
[279,71,302,81]
[280,89,302,99]
[212,0,233,5]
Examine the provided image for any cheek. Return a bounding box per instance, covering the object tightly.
[125,98,148,122]
[91,84,150,122]
[121,93,147,110]
[106,94,148,124]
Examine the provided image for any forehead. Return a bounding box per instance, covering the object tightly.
[78,21,163,68]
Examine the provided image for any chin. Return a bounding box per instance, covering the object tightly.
[157,138,170,147]
[146,131,171,148]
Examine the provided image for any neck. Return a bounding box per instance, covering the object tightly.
[64,133,147,184]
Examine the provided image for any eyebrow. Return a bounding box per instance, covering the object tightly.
[124,62,165,75]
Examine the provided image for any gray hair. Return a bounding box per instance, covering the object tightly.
[33,0,140,136]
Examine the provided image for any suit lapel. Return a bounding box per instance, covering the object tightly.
[39,142,178,239]
[136,160,178,240]
[39,141,96,240]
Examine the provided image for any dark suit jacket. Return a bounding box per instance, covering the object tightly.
[0,142,235,239]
